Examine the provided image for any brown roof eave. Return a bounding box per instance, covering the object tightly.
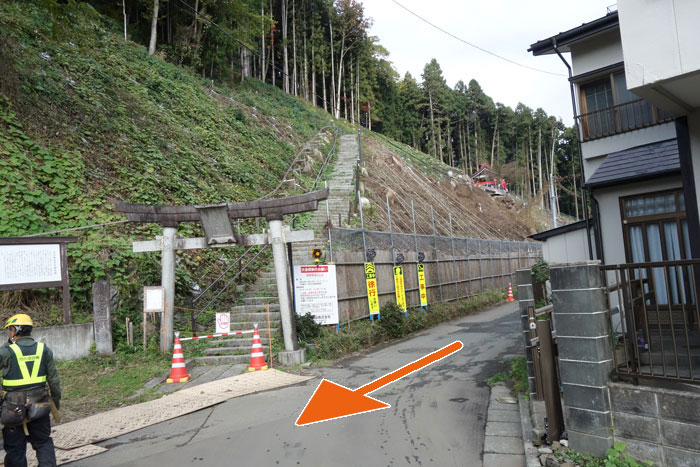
[528,11,619,56]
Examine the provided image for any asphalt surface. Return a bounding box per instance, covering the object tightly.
[66,302,522,467]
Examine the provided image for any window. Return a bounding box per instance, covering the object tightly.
[621,189,691,305]
[578,71,673,140]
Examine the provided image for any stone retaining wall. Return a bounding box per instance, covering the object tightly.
[609,382,700,466]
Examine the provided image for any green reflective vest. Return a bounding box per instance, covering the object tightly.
[3,342,47,389]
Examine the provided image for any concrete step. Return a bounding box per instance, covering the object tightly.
[229,312,281,322]
[191,354,267,365]
[203,346,265,356]
[243,296,278,305]
[212,337,271,347]
[229,303,280,313]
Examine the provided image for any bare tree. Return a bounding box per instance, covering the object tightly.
[123,0,128,41]
[292,0,298,96]
[148,0,159,55]
[261,1,266,81]
[538,128,544,208]
[282,0,289,93]
[331,0,368,119]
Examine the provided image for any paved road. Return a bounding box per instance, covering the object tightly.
[68,302,522,467]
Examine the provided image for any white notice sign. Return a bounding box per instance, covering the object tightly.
[143,287,165,312]
[0,244,61,286]
[293,265,339,325]
[216,313,230,333]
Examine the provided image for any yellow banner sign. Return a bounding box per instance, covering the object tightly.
[364,262,380,315]
[393,266,407,311]
[417,263,428,308]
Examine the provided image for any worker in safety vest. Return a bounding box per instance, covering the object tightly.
[0,314,61,467]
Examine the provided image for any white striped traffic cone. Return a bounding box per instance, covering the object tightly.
[166,332,191,383]
[507,283,515,302]
[248,323,268,371]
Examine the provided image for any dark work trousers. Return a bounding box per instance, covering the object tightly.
[2,416,57,467]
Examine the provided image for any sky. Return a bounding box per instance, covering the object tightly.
[360,0,617,125]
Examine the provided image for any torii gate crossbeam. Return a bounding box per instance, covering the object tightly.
[115,189,328,363]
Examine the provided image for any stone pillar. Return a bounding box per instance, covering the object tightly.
[516,268,537,400]
[161,226,177,352]
[550,262,613,457]
[92,280,113,355]
[268,216,305,365]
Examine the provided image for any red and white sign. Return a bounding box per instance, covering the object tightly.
[293,265,339,325]
[215,312,230,333]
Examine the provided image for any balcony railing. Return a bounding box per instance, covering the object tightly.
[576,99,674,141]
[602,259,700,385]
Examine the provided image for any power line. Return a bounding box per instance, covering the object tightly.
[389,0,567,77]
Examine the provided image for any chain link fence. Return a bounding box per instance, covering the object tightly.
[328,227,542,321]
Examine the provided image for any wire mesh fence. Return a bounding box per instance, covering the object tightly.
[329,227,542,320]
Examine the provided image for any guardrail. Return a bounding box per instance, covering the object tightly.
[576,99,673,141]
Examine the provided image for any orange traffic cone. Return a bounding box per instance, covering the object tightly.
[166,332,191,383]
[248,323,268,371]
[507,283,515,302]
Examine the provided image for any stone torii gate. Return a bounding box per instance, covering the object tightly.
[115,189,328,364]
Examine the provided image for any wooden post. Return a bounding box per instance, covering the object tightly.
[536,318,564,442]
[60,243,71,324]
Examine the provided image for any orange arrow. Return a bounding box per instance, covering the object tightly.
[295,340,463,426]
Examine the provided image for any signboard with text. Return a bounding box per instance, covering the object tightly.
[143,286,165,313]
[393,266,407,312]
[417,263,428,309]
[364,262,380,316]
[293,265,339,325]
[0,244,62,287]
[0,237,76,325]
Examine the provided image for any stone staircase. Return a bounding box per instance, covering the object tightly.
[186,131,358,369]
[190,269,281,366]
[293,133,359,265]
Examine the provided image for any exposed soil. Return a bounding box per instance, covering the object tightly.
[360,135,541,240]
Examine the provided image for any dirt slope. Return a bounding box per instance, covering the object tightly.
[358,134,539,240]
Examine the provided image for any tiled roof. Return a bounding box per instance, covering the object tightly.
[587,139,679,188]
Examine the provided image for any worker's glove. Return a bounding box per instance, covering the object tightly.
[53,398,60,410]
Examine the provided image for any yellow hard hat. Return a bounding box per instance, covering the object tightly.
[4,314,33,329]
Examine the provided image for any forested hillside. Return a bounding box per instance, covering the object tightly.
[0,0,573,332]
[0,0,335,325]
[97,0,583,217]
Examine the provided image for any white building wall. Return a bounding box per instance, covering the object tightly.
[689,109,700,224]
[541,228,590,265]
[570,29,624,77]
[618,0,700,90]
[594,176,682,265]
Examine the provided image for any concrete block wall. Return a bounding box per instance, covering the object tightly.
[32,323,95,361]
[550,262,614,457]
[516,268,537,400]
[609,382,700,466]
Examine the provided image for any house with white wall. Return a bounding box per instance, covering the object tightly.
[526,4,700,464]
[529,9,691,268]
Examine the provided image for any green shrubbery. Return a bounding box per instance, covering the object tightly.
[0,0,333,340]
[292,289,505,363]
[555,442,653,466]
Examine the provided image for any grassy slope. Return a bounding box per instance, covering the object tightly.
[0,0,333,322]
